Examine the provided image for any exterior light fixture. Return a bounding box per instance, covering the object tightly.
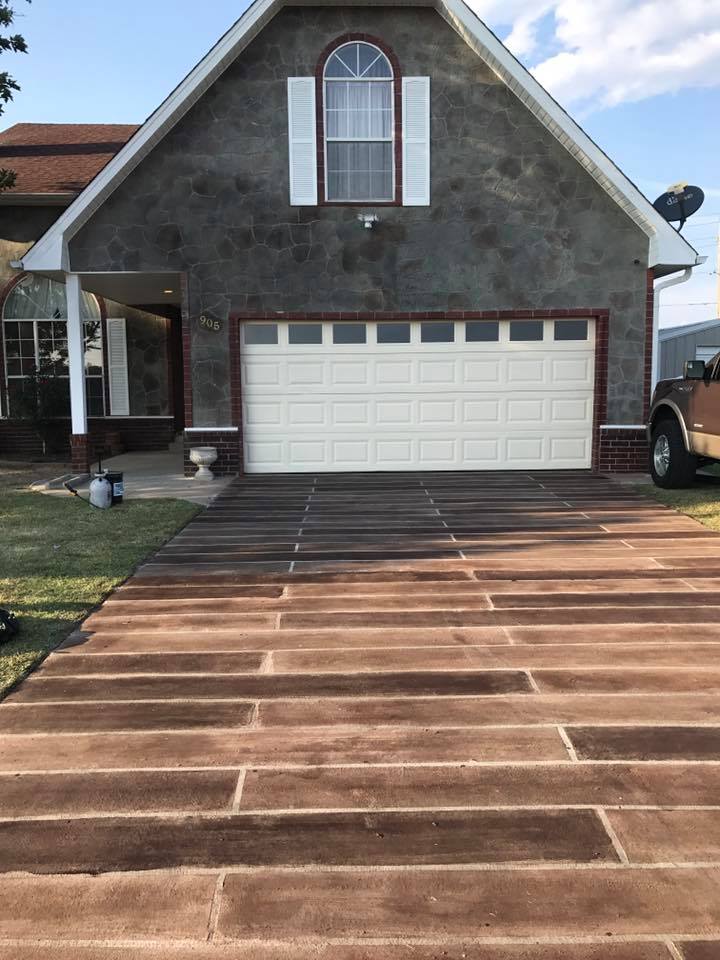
[163,289,174,294]
[357,213,380,230]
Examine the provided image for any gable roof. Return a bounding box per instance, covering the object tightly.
[660,317,720,341]
[0,123,138,202]
[21,0,700,274]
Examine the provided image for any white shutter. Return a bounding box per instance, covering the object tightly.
[287,77,317,206]
[402,77,431,206]
[106,318,130,416]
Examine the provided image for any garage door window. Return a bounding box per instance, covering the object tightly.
[289,323,323,345]
[421,321,454,343]
[465,321,499,342]
[554,320,588,341]
[377,322,410,344]
[510,320,544,342]
[333,323,366,344]
[244,323,278,345]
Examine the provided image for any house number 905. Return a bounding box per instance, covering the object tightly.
[199,315,223,333]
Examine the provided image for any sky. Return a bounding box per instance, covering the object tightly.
[2,0,719,329]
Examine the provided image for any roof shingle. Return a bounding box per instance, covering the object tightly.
[0,123,139,196]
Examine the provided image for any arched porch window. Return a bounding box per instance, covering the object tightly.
[2,275,105,418]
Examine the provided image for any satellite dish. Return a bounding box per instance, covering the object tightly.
[653,184,704,232]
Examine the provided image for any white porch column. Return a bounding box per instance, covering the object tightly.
[65,272,87,436]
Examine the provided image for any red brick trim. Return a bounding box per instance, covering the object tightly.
[597,426,648,473]
[70,433,90,474]
[590,313,609,472]
[180,272,193,428]
[231,309,610,321]
[643,268,654,420]
[315,34,403,207]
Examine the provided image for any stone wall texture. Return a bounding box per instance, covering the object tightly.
[105,300,171,417]
[68,5,650,428]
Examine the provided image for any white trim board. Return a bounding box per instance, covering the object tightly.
[21,0,698,273]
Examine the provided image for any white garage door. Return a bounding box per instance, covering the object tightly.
[241,318,595,473]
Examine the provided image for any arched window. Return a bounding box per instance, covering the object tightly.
[323,41,395,203]
[2,275,105,418]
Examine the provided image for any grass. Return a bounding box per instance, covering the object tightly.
[0,462,200,696]
[639,472,720,532]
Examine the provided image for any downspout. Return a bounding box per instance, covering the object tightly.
[652,256,707,391]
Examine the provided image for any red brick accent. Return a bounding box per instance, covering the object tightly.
[597,427,648,474]
[643,268,654,419]
[180,273,194,428]
[70,433,90,474]
[184,430,241,478]
[231,309,610,321]
[590,313,609,473]
[315,34,403,207]
[0,418,176,462]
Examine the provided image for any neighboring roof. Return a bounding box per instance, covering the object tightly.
[659,318,720,341]
[0,123,138,201]
[21,0,700,273]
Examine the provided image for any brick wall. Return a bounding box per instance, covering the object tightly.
[0,417,176,462]
[597,427,648,474]
[184,429,241,477]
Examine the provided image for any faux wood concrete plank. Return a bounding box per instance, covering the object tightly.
[6,670,532,703]
[82,612,278,632]
[38,653,266,677]
[533,669,720,694]
[287,577,698,597]
[0,944,676,960]
[507,624,720,645]
[242,762,720,810]
[257,693,720,728]
[0,700,256,734]
[272,643,720,674]
[0,873,217,940]
[608,810,720,863]
[217,866,720,938]
[0,809,615,874]
[0,727,567,771]
[567,726,720,761]
[676,945,720,960]
[0,770,237,818]
[492,592,720,608]
[69,626,510,653]
[280,608,720,629]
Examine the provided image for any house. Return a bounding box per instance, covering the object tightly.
[659,318,720,379]
[1,0,702,476]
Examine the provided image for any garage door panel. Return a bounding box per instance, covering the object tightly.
[376,400,413,425]
[288,402,326,427]
[333,401,369,425]
[331,362,369,385]
[242,319,595,472]
[377,439,414,465]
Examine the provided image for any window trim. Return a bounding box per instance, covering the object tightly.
[316,33,403,206]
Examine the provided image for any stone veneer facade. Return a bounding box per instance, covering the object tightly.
[67,4,652,477]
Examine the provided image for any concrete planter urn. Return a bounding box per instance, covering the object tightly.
[189,446,218,480]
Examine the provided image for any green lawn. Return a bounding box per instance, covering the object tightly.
[639,474,720,532]
[0,464,200,695]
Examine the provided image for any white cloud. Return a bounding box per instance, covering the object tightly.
[468,0,720,109]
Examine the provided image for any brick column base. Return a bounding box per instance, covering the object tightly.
[69,434,91,475]
[597,426,648,473]
[184,430,241,478]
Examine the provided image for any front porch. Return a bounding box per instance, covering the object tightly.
[0,271,198,473]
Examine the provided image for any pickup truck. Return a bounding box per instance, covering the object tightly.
[647,355,720,487]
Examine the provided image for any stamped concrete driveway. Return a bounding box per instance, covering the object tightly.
[2,471,720,959]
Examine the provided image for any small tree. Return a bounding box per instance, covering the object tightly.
[0,1,31,193]
[15,361,71,456]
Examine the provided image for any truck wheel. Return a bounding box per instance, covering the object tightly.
[650,418,697,488]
